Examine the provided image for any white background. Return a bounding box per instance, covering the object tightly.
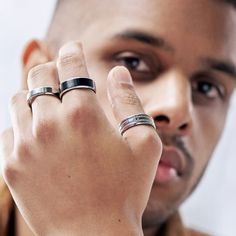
[0,1,236,235]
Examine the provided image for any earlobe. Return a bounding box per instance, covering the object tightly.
[21,39,51,89]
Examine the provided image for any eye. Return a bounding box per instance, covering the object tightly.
[115,52,150,72]
[192,78,225,99]
[113,51,161,82]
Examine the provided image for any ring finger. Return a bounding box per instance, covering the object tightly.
[27,62,61,131]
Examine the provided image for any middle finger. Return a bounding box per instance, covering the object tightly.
[57,41,97,105]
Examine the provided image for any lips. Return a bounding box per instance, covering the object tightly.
[155,145,186,185]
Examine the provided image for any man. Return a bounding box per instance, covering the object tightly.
[0,0,236,235]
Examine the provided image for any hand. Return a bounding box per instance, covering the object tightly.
[0,42,162,236]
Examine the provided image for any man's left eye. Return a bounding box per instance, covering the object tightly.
[114,52,150,72]
[192,80,224,99]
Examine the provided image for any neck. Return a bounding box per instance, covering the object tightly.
[15,208,34,236]
[143,227,160,236]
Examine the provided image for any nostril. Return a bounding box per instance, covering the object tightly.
[155,115,170,124]
[179,123,188,130]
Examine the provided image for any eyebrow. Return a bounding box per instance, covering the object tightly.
[113,30,175,52]
[203,58,236,80]
[112,30,236,80]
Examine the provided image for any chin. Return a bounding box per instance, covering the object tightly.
[142,184,187,228]
[142,199,176,228]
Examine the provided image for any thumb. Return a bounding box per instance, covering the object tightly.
[107,66,162,160]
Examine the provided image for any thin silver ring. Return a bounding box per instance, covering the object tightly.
[119,114,156,135]
[27,87,60,106]
[60,77,96,99]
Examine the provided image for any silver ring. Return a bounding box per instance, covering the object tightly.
[119,114,156,135]
[27,86,60,106]
[60,77,96,99]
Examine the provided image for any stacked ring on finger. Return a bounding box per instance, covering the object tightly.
[27,86,60,107]
[59,77,96,99]
[119,114,156,136]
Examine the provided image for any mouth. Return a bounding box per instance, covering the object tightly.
[154,145,186,185]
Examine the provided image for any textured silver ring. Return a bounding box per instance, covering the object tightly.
[27,87,60,106]
[60,77,96,99]
[119,114,156,135]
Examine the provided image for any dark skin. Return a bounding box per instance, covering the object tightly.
[47,0,236,231]
[2,0,236,235]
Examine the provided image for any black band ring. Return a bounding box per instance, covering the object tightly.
[59,77,96,99]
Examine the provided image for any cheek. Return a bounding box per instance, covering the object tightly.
[188,105,227,179]
[195,105,226,148]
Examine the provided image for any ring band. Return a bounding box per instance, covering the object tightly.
[119,114,156,135]
[27,87,60,106]
[60,77,96,99]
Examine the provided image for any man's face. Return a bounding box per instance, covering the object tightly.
[48,0,236,230]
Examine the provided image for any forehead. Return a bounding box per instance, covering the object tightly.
[66,1,234,41]
[74,1,234,51]
[55,0,236,64]
[75,0,235,29]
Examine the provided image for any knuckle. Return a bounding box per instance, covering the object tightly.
[10,92,25,108]
[15,139,32,161]
[58,51,85,70]
[33,118,58,141]
[2,161,19,187]
[139,129,159,146]
[113,87,140,107]
[66,103,88,124]
[138,129,162,159]
[121,91,140,106]
[28,64,45,79]
[28,63,53,85]
[65,102,95,128]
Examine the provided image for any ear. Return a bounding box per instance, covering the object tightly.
[21,39,52,89]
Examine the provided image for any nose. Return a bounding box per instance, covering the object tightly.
[143,70,193,135]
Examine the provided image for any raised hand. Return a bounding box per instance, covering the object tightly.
[1,42,162,236]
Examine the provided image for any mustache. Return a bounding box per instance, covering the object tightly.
[158,133,194,173]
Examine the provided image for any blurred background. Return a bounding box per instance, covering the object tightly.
[0,1,236,235]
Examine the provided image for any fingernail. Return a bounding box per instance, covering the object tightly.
[112,66,133,85]
[59,41,82,57]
